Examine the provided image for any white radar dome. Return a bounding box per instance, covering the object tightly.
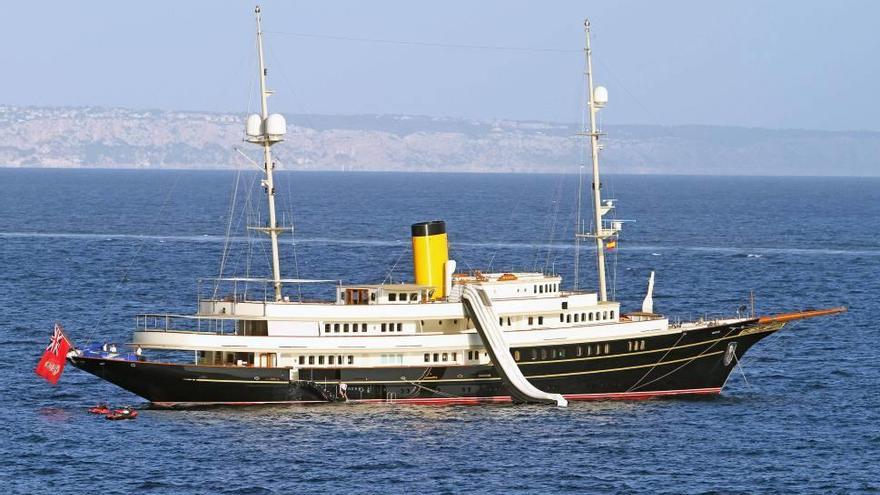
[594,86,608,107]
[245,114,263,137]
[265,113,287,136]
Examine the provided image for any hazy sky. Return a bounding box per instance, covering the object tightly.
[2,1,877,131]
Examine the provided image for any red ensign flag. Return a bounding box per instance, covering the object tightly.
[35,323,72,385]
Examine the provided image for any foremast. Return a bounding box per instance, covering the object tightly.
[246,6,288,301]
[575,19,617,302]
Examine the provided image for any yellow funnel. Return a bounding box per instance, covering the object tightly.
[411,220,449,300]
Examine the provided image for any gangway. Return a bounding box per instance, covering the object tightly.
[460,286,568,407]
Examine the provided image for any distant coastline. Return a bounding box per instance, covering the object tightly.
[2,105,878,176]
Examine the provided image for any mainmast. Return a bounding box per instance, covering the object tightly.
[576,19,616,302]
[246,5,288,301]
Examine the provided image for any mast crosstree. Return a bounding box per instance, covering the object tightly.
[246,5,289,302]
[575,18,618,302]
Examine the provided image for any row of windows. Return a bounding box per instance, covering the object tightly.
[560,310,615,324]
[323,322,404,334]
[298,355,355,366]
[381,323,403,332]
[388,292,419,302]
[512,342,613,362]
[499,315,547,327]
[325,322,368,333]
[533,283,558,294]
[424,352,458,363]
[628,340,646,352]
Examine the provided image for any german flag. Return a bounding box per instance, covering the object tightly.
[606,239,617,250]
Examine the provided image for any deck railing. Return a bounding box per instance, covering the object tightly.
[135,314,238,335]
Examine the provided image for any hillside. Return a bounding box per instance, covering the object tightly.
[1,105,877,176]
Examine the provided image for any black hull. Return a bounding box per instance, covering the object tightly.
[70,319,780,407]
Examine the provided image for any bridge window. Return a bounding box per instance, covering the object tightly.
[308,356,315,365]
[324,323,330,333]
[298,356,305,365]
[334,323,340,332]
[566,314,572,323]
[396,323,403,332]
[528,316,534,325]
[442,353,448,362]
[559,313,564,322]
[343,323,350,333]
[410,293,418,301]
[574,313,579,323]
[388,293,397,302]
[538,316,544,325]
[318,356,325,365]
[610,310,615,320]
[347,355,354,365]
[424,353,430,362]
[328,355,335,365]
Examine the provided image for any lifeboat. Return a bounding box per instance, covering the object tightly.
[105,407,138,420]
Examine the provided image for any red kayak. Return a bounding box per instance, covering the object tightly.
[105,407,138,420]
[88,404,111,415]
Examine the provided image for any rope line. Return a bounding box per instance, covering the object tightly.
[265,30,580,54]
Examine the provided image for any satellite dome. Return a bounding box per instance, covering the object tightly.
[245,114,263,137]
[265,113,287,137]
[594,86,608,107]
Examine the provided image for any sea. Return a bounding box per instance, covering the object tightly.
[0,169,877,494]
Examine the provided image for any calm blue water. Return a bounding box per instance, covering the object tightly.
[0,169,877,494]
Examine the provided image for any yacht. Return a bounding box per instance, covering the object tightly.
[68,8,845,407]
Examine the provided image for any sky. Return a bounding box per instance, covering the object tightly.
[2,1,878,131]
